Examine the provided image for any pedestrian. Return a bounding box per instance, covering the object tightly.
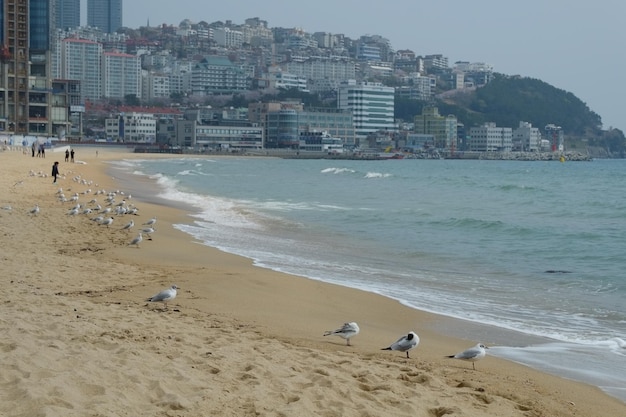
[65,149,69,162]
[51,161,59,183]
[70,148,75,162]
[41,144,45,158]
[31,143,35,157]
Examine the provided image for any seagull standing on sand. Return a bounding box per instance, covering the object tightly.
[323,322,360,346]
[121,219,134,232]
[143,216,157,227]
[146,285,178,310]
[29,204,40,216]
[99,217,114,228]
[129,232,142,248]
[446,343,489,370]
[382,331,420,358]
[141,227,156,240]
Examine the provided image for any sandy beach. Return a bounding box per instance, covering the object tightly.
[1,145,624,417]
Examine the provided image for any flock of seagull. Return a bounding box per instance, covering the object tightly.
[21,168,489,368]
[323,321,489,369]
[26,171,159,249]
[142,287,488,367]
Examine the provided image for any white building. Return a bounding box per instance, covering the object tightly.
[169,71,192,95]
[283,57,357,83]
[513,121,541,152]
[338,80,395,137]
[102,51,142,99]
[264,67,308,92]
[105,112,156,142]
[142,72,171,101]
[60,38,103,101]
[213,27,244,48]
[469,122,513,152]
[191,56,253,95]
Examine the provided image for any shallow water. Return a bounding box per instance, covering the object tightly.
[111,157,626,401]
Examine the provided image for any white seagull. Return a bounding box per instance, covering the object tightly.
[143,216,157,227]
[141,227,156,240]
[29,204,40,216]
[382,331,420,358]
[128,232,142,248]
[323,322,360,346]
[446,343,489,370]
[99,217,114,228]
[121,219,134,231]
[146,285,178,310]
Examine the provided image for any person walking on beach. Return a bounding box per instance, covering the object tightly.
[51,161,59,183]
[31,143,35,157]
[70,148,75,162]
[65,149,69,162]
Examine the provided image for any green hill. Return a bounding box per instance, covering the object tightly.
[395,73,626,156]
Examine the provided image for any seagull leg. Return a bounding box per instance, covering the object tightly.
[406,352,410,359]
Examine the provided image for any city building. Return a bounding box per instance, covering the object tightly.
[54,0,81,31]
[60,38,103,101]
[191,56,253,95]
[87,0,122,33]
[260,66,308,92]
[212,27,244,49]
[414,107,458,150]
[395,74,436,101]
[0,0,69,138]
[544,124,564,152]
[253,101,355,149]
[101,51,141,99]
[338,80,395,137]
[468,122,513,152]
[512,121,541,152]
[142,72,170,101]
[283,57,357,84]
[105,112,156,142]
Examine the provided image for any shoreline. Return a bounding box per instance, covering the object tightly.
[2,146,624,416]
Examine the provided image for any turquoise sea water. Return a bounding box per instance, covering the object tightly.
[111,157,626,401]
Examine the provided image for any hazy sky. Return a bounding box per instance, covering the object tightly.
[113,0,623,131]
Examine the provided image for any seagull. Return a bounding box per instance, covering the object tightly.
[143,216,157,227]
[446,343,489,370]
[99,217,114,228]
[323,322,360,346]
[141,227,156,240]
[29,204,40,216]
[129,232,142,248]
[382,331,420,358]
[146,285,178,310]
[121,219,134,232]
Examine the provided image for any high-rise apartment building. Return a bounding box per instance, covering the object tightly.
[0,0,31,133]
[338,80,395,137]
[87,0,122,33]
[102,51,141,99]
[60,38,103,101]
[55,0,81,30]
[0,0,66,136]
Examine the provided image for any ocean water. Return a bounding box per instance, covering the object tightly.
[110,157,626,401]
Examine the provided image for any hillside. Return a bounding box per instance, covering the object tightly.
[394,73,626,157]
